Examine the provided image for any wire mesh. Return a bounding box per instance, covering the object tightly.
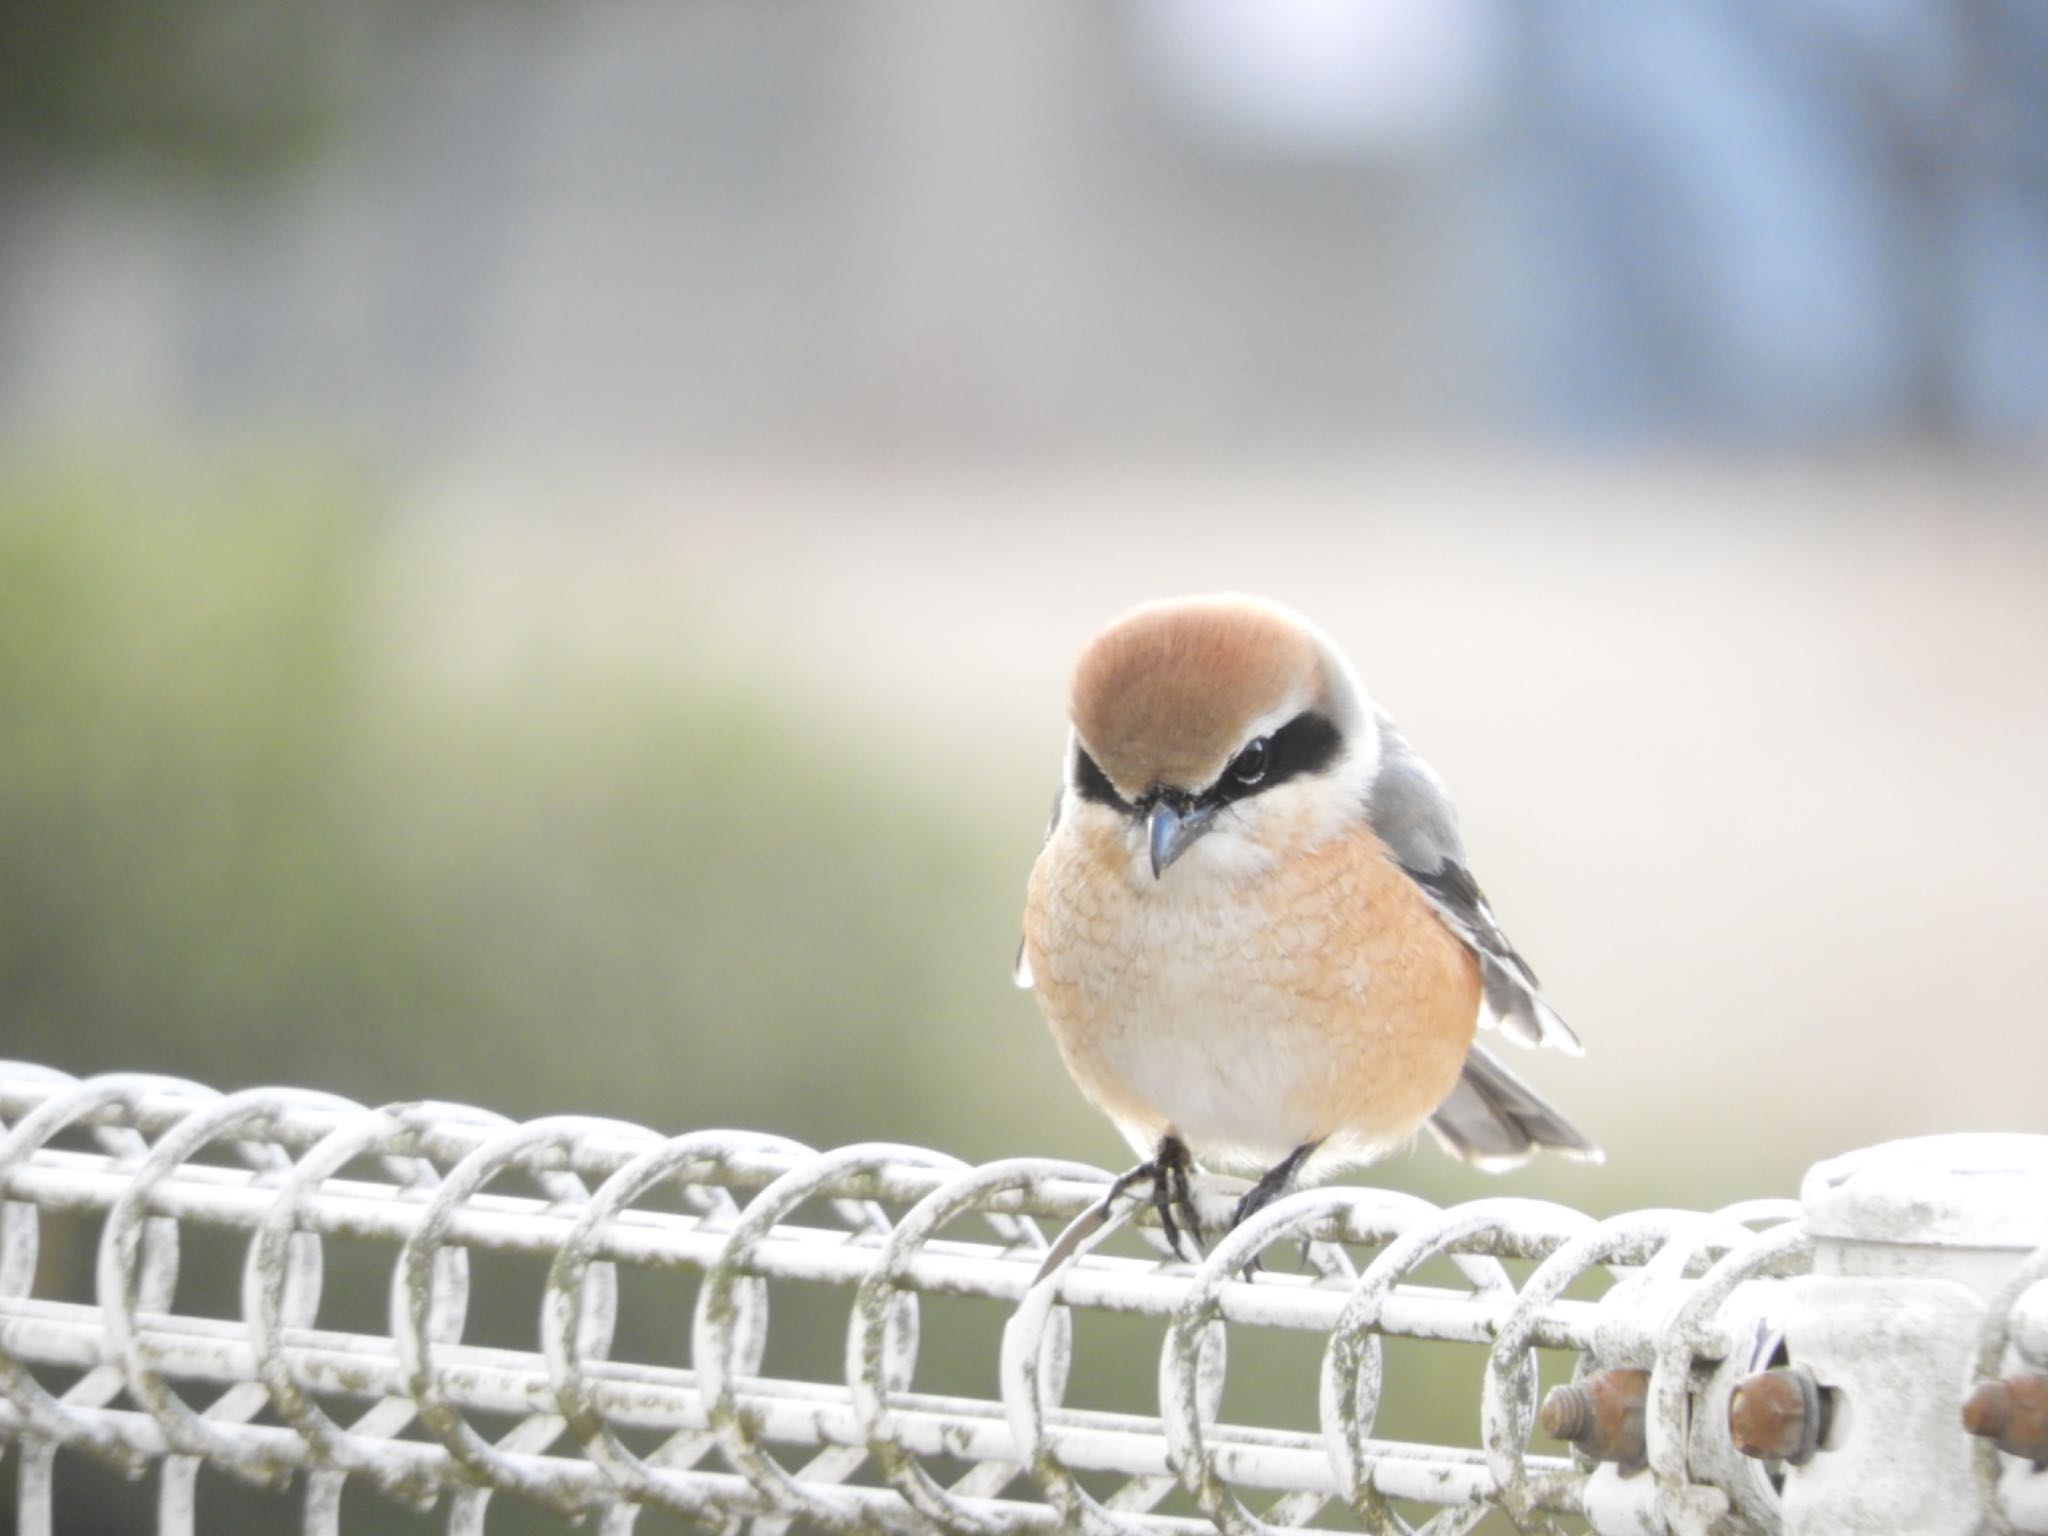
[0,1063,1817,1535]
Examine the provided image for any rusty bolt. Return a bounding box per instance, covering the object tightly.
[1540,1368,1649,1467]
[1729,1365,1831,1465]
[1963,1374,2048,1467]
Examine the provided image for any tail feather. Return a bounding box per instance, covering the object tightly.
[1478,954,1584,1055]
[1428,1043,1602,1171]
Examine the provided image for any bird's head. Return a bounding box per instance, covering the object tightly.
[1063,594,1379,880]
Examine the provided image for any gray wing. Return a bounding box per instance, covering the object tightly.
[1365,712,1582,1055]
[1013,784,1063,989]
[1429,1042,1602,1167]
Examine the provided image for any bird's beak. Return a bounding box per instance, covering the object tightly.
[1147,801,1217,878]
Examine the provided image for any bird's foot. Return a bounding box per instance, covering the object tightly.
[1101,1135,1204,1263]
[1029,1137,1204,1283]
[1225,1141,1321,1277]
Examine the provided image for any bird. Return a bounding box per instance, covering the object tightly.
[1016,593,1598,1259]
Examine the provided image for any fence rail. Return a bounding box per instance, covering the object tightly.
[0,1063,2044,1535]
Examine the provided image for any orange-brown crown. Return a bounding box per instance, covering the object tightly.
[1070,596,1327,796]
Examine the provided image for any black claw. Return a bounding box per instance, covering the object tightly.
[1098,1161,1154,1224]
[1225,1142,1321,1275]
[1161,1140,1204,1258]
[1154,1187,1186,1260]
[1103,1136,1205,1263]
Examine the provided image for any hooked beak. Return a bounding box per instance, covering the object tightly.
[1147,800,1217,878]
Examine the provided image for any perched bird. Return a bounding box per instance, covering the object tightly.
[1016,594,1597,1255]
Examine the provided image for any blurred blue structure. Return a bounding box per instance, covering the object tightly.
[0,0,2043,452]
[1494,0,2048,440]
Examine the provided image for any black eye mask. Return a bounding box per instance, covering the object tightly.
[1072,710,1342,817]
[1199,711,1341,809]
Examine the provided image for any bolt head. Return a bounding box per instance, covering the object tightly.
[1964,1381,2012,1439]
[1729,1366,1827,1465]
[1964,1374,2048,1466]
[1541,1368,1648,1467]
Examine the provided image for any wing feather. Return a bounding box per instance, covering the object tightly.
[1364,714,1582,1055]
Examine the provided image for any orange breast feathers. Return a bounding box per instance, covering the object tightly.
[1022,816,1482,1163]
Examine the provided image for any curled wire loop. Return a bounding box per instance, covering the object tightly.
[393,1113,661,1521]
[245,1099,487,1517]
[849,1157,1101,1536]
[1480,1209,1674,1533]
[693,1140,959,1534]
[543,1128,814,1523]
[0,1064,80,1299]
[1160,1186,1372,1536]
[1002,1167,1216,1536]
[99,1086,373,1491]
[1322,1196,1568,1536]
[250,1097,524,1515]
[0,1071,213,1477]
[1644,1217,1813,1533]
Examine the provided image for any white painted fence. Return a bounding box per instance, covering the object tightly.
[0,1063,2043,1534]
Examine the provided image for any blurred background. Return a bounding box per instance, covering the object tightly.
[2,1,2047,1528]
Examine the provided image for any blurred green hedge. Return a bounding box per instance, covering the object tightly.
[0,462,1055,1155]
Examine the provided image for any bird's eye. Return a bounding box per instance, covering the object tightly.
[1230,737,1271,785]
